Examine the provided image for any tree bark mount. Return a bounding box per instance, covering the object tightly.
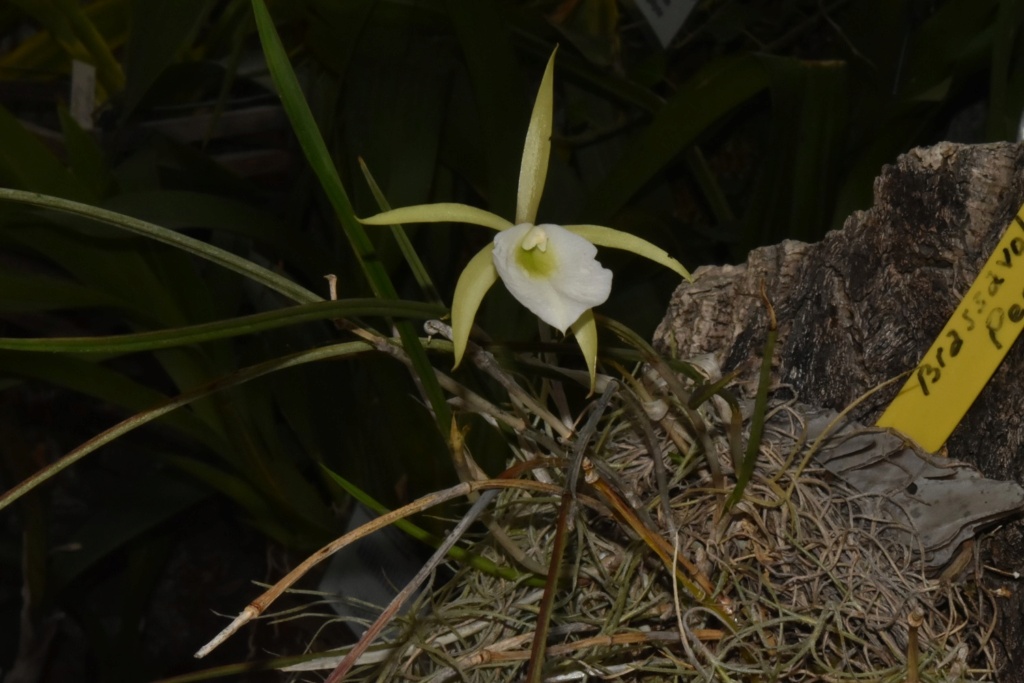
[654,141,1024,680]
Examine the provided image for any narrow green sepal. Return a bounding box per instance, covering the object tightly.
[361,203,512,231]
[570,308,600,395]
[516,48,557,225]
[564,224,692,281]
[451,245,499,368]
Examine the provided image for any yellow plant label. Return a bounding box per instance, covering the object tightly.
[876,206,1024,452]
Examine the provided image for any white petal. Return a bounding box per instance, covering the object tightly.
[492,223,613,333]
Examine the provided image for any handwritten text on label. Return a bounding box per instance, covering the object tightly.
[876,208,1024,453]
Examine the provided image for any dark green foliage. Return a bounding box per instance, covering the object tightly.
[1,0,1023,678]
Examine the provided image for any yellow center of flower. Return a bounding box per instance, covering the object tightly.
[515,225,556,277]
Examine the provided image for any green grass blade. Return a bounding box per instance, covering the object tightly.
[0,341,374,512]
[57,105,117,198]
[0,187,322,305]
[725,295,776,509]
[444,0,528,220]
[0,299,444,353]
[250,0,388,299]
[9,0,126,94]
[583,54,771,222]
[251,0,450,429]
[121,0,215,119]
[53,0,125,93]
[0,106,91,200]
[357,159,443,305]
[0,353,226,452]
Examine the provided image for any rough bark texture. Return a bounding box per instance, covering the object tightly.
[654,140,1024,680]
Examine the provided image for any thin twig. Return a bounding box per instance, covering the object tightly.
[325,490,500,682]
[194,478,561,659]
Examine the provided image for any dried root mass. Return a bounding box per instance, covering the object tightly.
[294,368,1005,682]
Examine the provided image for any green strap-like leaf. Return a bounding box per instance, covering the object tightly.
[725,297,776,509]
[0,341,374,512]
[358,159,443,305]
[583,54,770,221]
[0,187,321,304]
[516,48,557,225]
[121,0,215,119]
[0,106,91,201]
[252,0,450,429]
[450,245,499,369]
[57,105,116,199]
[0,299,444,353]
[101,190,329,273]
[0,352,227,452]
[361,202,512,231]
[251,0,386,297]
[15,0,127,94]
[444,0,527,221]
[564,224,692,281]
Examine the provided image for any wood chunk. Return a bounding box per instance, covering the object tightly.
[654,141,1024,680]
[655,141,1024,482]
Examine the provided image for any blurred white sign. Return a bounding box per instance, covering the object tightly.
[635,0,697,47]
[70,60,96,130]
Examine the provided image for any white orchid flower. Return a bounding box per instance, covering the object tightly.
[492,222,612,332]
[361,48,691,391]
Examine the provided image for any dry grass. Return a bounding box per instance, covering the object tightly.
[281,358,1002,682]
